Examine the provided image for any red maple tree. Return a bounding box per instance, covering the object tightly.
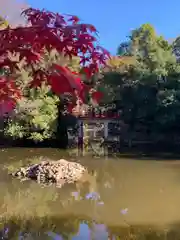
[0,8,110,113]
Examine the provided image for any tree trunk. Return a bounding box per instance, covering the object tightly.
[56,100,68,149]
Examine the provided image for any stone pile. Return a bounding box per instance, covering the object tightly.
[11,158,87,187]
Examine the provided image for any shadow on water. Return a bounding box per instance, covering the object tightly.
[2,148,180,238]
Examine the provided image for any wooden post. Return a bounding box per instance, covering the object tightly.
[78,120,83,156]
[104,120,108,139]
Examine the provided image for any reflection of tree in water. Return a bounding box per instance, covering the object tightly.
[2,217,180,239]
[107,224,180,240]
[4,158,180,239]
[0,215,93,239]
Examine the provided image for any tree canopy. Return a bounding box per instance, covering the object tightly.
[100,24,180,146]
[0,7,109,142]
[1,8,180,148]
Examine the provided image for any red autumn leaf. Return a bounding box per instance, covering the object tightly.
[0,77,21,102]
[49,75,74,95]
[0,7,110,112]
[91,91,103,102]
[67,15,80,24]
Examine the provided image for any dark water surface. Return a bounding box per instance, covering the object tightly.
[1,148,180,239]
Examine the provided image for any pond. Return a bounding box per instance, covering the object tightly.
[1,148,180,239]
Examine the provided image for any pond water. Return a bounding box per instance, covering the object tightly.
[1,148,180,239]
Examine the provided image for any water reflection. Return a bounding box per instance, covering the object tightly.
[1,148,180,238]
[1,217,180,239]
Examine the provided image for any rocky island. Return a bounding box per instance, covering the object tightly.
[10,158,87,188]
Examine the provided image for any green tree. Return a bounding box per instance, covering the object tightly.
[4,51,62,142]
[5,83,59,142]
[117,24,177,77]
[101,24,180,146]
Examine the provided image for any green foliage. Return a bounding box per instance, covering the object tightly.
[100,24,180,143]
[67,56,82,73]
[3,49,81,143]
[124,24,176,77]
[5,83,59,142]
[5,20,180,146]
